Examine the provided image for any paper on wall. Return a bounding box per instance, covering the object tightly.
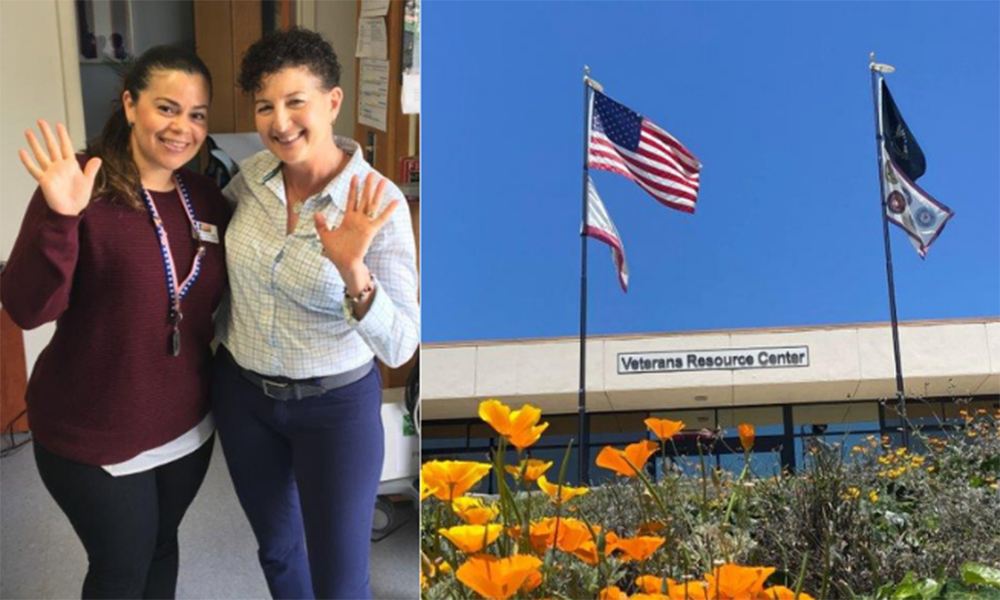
[361,0,390,18]
[401,73,420,115]
[358,58,389,132]
[355,17,387,59]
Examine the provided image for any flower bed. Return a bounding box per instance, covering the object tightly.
[421,400,1000,599]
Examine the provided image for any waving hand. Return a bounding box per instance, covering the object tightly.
[19,120,102,217]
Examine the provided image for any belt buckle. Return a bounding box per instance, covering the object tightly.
[262,379,289,400]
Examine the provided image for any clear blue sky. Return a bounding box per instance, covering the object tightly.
[421,2,999,344]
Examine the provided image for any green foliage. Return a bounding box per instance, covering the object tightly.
[421,401,1000,599]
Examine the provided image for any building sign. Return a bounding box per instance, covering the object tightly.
[618,346,809,374]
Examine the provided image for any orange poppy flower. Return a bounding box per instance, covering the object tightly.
[553,518,594,552]
[596,440,659,477]
[504,458,554,482]
[758,586,815,600]
[420,460,492,502]
[636,575,664,594]
[478,399,550,450]
[522,570,543,593]
[645,418,685,441]
[438,524,503,554]
[705,564,774,599]
[738,423,755,452]
[570,541,600,565]
[572,529,620,564]
[599,586,629,600]
[613,535,665,562]
[667,579,711,600]
[524,517,593,553]
[420,479,438,502]
[456,554,543,600]
[636,520,667,536]
[451,497,499,525]
[537,475,589,504]
[632,594,670,600]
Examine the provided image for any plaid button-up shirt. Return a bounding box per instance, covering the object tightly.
[217,137,419,378]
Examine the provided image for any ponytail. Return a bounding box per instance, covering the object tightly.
[85,45,213,211]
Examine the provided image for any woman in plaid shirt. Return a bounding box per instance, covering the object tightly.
[209,28,419,600]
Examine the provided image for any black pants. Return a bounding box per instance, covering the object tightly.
[33,435,215,599]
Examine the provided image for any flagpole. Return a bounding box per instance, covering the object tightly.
[869,52,910,449]
[578,66,595,484]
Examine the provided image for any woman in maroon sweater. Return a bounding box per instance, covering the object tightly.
[0,46,228,599]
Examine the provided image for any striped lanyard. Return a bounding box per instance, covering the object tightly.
[140,173,206,357]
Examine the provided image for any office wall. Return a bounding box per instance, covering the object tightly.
[1,0,84,373]
[314,0,357,139]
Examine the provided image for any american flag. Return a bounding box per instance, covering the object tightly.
[584,176,629,292]
[588,90,702,214]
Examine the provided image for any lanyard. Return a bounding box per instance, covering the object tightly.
[140,173,206,357]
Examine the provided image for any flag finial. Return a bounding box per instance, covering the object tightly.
[870,53,896,73]
[584,69,604,92]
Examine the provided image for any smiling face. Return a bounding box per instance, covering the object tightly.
[253,65,343,167]
[123,69,209,189]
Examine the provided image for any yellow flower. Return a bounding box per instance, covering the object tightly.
[420,460,492,502]
[504,458,554,482]
[456,554,542,600]
[478,399,550,450]
[869,491,879,503]
[438,524,503,554]
[645,418,685,441]
[596,440,659,477]
[843,487,860,501]
[439,561,452,575]
[613,535,665,562]
[536,475,589,504]
[738,423,755,452]
[451,497,499,525]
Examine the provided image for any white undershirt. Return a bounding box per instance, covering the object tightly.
[101,413,215,477]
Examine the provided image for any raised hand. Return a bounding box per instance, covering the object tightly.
[314,172,399,283]
[19,120,102,217]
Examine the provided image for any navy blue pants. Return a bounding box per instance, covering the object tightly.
[210,349,384,600]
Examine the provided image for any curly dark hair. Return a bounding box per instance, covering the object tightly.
[238,27,341,94]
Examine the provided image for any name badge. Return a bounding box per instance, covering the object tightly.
[194,222,220,244]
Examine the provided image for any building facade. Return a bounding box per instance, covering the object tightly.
[422,318,1000,487]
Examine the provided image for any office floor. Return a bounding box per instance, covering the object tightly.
[0,435,419,599]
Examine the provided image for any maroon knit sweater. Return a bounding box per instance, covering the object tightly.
[0,166,229,466]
